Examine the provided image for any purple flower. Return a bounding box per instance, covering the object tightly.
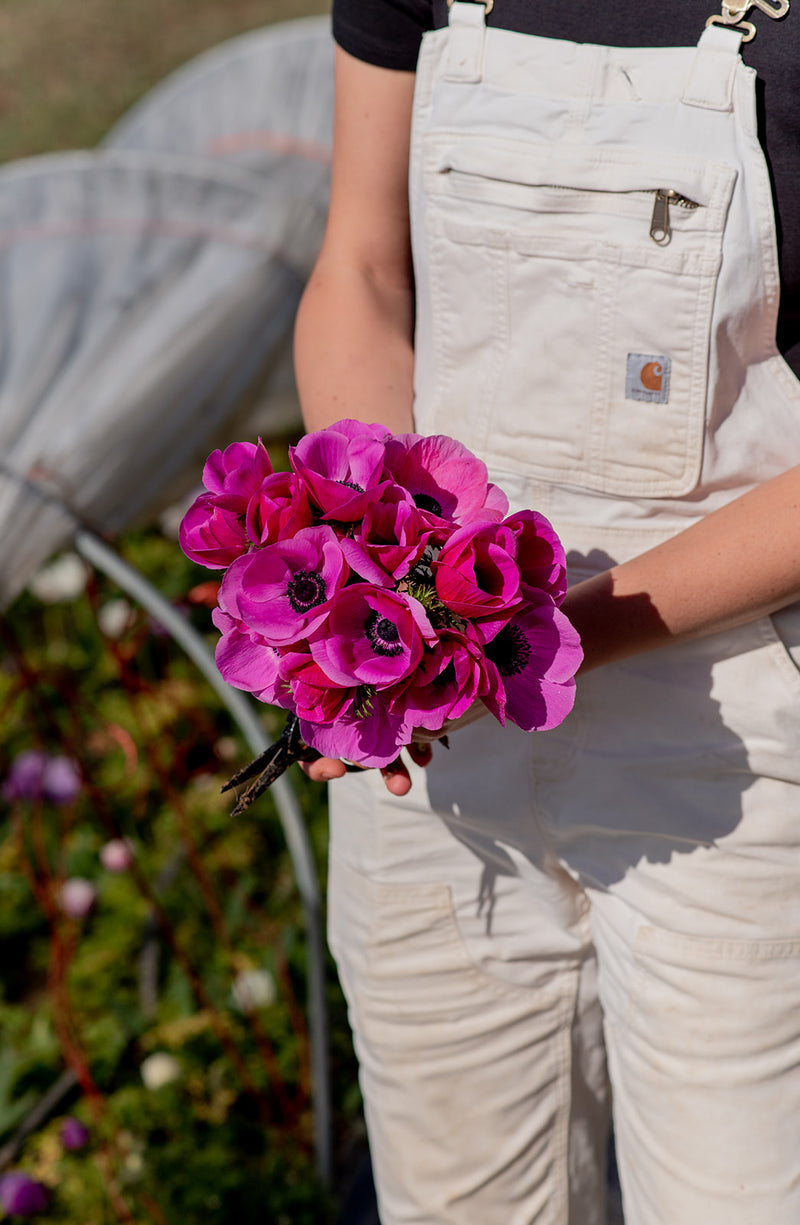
[245,470,313,547]
[211,609,285,704]
[179,494,248,569]
[503,510,568,604]
[3,751,48,802]
[202,439,273,500]
[0,1173,49,1216]
[289,420,391,522]
[61,1116,90,1151]
[382,433,509,529]
[41,756,81,805]
[217,526,347,646]
[309,586,437,689]
[434,521,522,627]
[480,602,583,732]
[339,488,432,585]
[58,877,97,920]
[3,751,81,805]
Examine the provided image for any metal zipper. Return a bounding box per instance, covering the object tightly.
[650,189,700,246]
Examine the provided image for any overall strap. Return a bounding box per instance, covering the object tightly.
[682,24,743,111]
[442,0,490,83]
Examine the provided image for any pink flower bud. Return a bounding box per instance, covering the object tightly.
[59,878,97,919]
[99,839,135,873]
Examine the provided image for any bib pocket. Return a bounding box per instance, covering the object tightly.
[422,134,736,498]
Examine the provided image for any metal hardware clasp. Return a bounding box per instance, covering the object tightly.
[447,0,494,12]
[705,0,789,42]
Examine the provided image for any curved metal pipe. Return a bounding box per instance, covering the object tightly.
[74,527,331,1185]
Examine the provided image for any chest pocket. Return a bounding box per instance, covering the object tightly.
[421,133,736,498]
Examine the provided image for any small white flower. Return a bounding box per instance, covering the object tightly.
[231,969,277,1013]
[28,553,89,603]
[97,598,134,639]
[140,1052,181,1090]
[121,1151,145,1181]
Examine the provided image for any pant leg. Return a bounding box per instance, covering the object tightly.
[327,721,611,1225]
[543,613,800,1225]
[591,893,800,1225]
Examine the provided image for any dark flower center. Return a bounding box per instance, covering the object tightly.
[485,624,530,677]
[413,492,443,516]
[337,479,364,493]
[365,611,403,656]
[287,570,327,613]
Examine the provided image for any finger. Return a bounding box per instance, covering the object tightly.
[301,756,347,784]
[407,741,433,768]
[381,756,412,796]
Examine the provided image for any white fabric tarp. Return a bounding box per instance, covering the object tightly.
[0,18,334,608]
[104,17,333,195]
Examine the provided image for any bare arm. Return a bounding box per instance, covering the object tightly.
[294,47,417,434]
[295,48,421,791]
[566,462,800,672]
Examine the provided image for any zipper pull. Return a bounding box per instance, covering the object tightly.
[650,188,677,246]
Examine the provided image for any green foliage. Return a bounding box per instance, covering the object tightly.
[0,519,361,1223]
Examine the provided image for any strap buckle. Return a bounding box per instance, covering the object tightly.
[705,0,789,42]
[446,0,494,14]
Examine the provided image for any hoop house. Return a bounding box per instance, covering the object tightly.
[0,16,334,609]
[0,17,336,1183]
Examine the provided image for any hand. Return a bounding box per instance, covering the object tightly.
[300,701,488,794]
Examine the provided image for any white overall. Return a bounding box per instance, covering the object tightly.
[328,11,800,1223]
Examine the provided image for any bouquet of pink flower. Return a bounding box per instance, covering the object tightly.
[180,419,582,787]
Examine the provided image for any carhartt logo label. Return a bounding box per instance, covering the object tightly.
[625,354,671,404]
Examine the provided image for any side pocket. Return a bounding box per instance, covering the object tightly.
[622,923,800,1039]
[329,856,536,1013]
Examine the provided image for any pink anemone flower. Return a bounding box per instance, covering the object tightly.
[434,520,522,628]
[202,439,273,500]
[179,494,248,569]
[217,526,347,646]
[309,585,437,689]
[180,439,274,569]
[300,699,407,770]
[339,488,432,585]
[211,609,286,705]
[245,470,313,547]
[503,510,568,603]
[289,420,391,522]
[279,651,355,725]
[480,601,583,732]
[382,433,508,528]
[391,624,487,732]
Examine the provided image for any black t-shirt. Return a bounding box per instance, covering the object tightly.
[333,0,800,375]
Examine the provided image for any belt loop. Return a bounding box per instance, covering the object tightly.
[441,1,489,84]
[682,25,743,111]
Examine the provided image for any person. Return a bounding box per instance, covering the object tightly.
[293,3,800,1222]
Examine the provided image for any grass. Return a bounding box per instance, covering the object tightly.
[0,0,329,163]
